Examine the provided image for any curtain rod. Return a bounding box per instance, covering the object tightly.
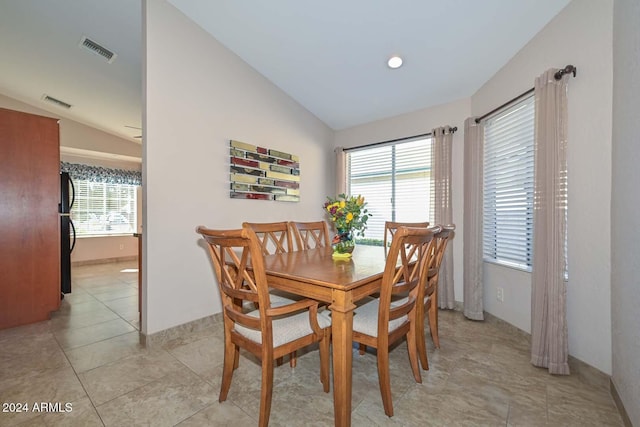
[475,65,576,124]
[343,126,458,152]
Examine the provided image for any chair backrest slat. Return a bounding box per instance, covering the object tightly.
[290,220,330,251]
[378,227,435,331]
[384,221,430,248]
[243,221,294,255]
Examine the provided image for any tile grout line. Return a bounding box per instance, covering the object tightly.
[55,327,107,427]
[86,280,141,332]
[59,265,139,426]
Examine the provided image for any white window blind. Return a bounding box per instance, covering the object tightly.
[347,137,431,244]
[72,180,138,236]
[483,96,535,270]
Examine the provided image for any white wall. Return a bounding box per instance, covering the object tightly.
[143,0,334,334]
[334,98,471,302]
[611,0,640,423]
[472,0,613,374]
[71,236,137,263]
[0,93,142,263]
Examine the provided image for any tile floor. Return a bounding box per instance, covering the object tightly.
[0,260,624,426]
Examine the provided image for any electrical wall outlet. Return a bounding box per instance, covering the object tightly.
[496,287,504,302]
[119,244,124,250]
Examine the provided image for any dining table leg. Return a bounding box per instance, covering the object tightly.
[330,290,356,427]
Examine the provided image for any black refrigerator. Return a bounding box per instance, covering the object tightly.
[60,172,76,295]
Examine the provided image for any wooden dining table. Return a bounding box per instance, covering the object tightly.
[261,244,388,427]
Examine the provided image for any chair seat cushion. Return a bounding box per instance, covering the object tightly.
[351,298,408,338]
[269,294,297,307]
[235,305,331,347]
[242,293,295,311]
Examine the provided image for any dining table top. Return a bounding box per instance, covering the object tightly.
[261,244,389,291]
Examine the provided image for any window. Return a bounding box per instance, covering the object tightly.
[483,96,534,270]
[347,137,432,244]
[72,180,138,236]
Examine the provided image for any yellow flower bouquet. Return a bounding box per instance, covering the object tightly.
[323,194,371,257]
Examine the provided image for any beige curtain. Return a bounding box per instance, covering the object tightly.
[530,69,570,375]
[335,147,346,195]
[463,118,484,320]
[431,126,455,309]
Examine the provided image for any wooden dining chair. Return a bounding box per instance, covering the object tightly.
[242,221,299,366]
[290,220,330,251]
[383,221,430,248]
[416,224,455,369]
[348,226,435,417]
[196,226,331,427]
[356,220,431,357]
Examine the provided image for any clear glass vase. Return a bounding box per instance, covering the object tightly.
[332,228,355,258]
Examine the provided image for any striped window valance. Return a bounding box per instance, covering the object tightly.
[60,162,142,186]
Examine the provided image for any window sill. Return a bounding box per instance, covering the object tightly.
[483,258,532,274]
[76,234,136,239]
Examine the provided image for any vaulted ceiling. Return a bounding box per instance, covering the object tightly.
[0,0,570,144]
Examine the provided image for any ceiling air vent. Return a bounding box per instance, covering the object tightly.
[79,36,117,63]
[42,95,72,109]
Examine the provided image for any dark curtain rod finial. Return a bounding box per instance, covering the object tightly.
[436,126,458,136]
[554,65,577,80]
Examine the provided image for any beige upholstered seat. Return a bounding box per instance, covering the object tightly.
[196,226,331,427]
[290,220,330,251]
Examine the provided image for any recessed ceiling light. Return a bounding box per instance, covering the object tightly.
[387,56,403,69]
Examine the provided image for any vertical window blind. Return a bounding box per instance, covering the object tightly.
[483,95,535,270]
[347,137,432,243]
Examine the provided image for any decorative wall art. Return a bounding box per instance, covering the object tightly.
[229,140,300,202]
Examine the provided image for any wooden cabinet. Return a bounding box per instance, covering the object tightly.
[0,108,61,329]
